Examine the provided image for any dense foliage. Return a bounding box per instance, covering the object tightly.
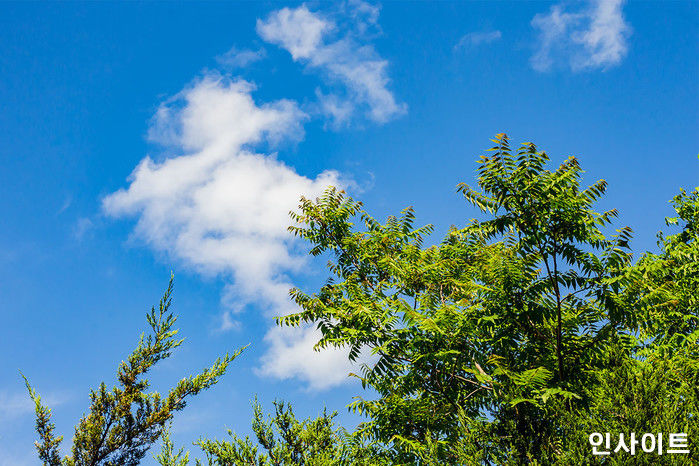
[26,136,696,464]
[279,134,696,464]
[562,188,699,465]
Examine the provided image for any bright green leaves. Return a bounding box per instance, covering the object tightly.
[195,398,388,466]
[458,134,619,261]
[626,187,698,352]
[289,187,365,260]
[277,135,651,463]
[591,188,699,464]
[457,134,636,383]
[24,276,245,466]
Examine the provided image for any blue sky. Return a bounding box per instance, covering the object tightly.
[1,1,697,463]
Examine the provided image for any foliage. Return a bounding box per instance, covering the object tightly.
[25,135,697,465]
[557,188,698,464]
[154,398,391,466]
[279,134,696,463]
[24,277,245,466]
[154,426,191,466]
[627,188,698,353]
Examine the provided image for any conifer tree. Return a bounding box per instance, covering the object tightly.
[24,277,245,466]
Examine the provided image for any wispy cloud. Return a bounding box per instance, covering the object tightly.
[531,0,631,72]
[216,46,266,69]
[257,2,406,126]
[72,217,94,241]
[56,195,72,215]
[258,326,359,391]
[104,74,322,310]
[0,390,34,421]
[0,388,69,422]
[455,30,502,50]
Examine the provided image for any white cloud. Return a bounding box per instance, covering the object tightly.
[258,326,358,391]
[345,0,380,35]
[103,73,359,390]
[216,46,267,68]
[315,88,356,127]
[256,6,333,61]
[530,5,579,72]
[105,3,399,391]
[455,30,502,50]
[257,3,406,125]
[531,0,631,72]
[573,0,631,69]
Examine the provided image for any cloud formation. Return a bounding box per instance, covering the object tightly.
[257,3,406,126]
[0,391,33,422]
[258,326,358,391]
[531,0,631,72]
[455,30,502,50]
[103,74,357,389]
[104,2,401,391]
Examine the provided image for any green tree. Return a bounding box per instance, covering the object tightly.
[26,136,696,465]
[627,188,698,354]
[562,188,698,464]
[279,134,657,463]
[24,277,245,466]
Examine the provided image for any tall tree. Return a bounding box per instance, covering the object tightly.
[280,134,638,463]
